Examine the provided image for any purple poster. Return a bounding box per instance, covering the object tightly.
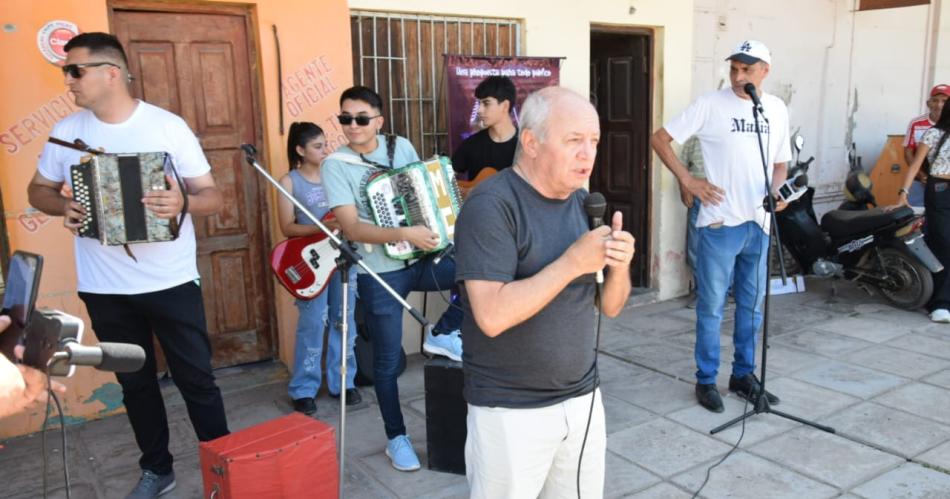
[444,55,561,161]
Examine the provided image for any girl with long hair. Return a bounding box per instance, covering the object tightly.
[278,122,361,414]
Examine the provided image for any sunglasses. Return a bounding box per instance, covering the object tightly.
[337,114,380,126]
[61,62,120,79]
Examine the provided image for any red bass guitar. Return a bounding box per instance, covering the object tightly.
[270,219,340,300]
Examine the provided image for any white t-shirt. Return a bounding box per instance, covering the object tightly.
[665,88,791,232]
[37,101,211,294]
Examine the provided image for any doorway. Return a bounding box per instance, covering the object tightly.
[589,29,653,287]
[111,2,275,367]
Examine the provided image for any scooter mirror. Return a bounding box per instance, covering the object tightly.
[794,135,804,152]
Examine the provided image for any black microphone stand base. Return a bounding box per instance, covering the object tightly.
[710,395,836,435]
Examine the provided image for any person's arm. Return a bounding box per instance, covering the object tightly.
[464,223,612,337]
[331,204,440,251]
[27,172,84,233]
[897,143,930,207]
[142,172,222,219]
[651,128,724,205]
[276,175,322,238]
[904,146,916,167]
[598,211,634,316]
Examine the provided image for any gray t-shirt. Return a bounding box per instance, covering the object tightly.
[455,168,597,408]
[289,169,331,223]
[322,135,420,274]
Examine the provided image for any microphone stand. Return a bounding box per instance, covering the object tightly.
[241,145,435,499]
[709,98,835,435]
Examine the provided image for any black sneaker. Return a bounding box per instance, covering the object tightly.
[329,388,362,406]
[729,374,780,405]
[695,383,724,413]
[292,397,317,415]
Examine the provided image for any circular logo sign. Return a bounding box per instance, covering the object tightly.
[37,20,79,65]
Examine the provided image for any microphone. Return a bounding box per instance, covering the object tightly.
[240,143,257,157]
[583,192,607,284]
[743,83,764,113]
[58,339,146,373]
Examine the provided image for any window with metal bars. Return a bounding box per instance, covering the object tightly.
[349,11,521,157]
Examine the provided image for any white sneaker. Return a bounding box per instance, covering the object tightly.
[423,329,462,361]
[930,309,950,323]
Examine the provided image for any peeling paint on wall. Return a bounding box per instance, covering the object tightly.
[85,382,124,415]
[774,82,795,106]
[845,87,859,149]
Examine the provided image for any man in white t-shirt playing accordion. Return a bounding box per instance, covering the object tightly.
[27,32,228,499]
[651,40,791,414]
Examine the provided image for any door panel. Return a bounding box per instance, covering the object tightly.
[113,8,273,367]
[590,32,652,287]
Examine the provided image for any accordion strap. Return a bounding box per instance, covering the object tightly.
[47,136,101,155]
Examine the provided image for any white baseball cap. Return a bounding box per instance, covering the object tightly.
[726,40,772,65]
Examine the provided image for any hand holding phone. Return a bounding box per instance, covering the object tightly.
[0,252,42,363]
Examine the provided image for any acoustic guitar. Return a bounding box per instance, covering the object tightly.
[457,167,499,196]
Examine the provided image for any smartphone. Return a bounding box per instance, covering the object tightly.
[0,251,43,362]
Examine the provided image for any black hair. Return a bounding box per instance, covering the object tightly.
[475,76,517,109]
[63,32,129,68]
[286,122,325,170]
[935,98,950,132]
[339,85,384,112]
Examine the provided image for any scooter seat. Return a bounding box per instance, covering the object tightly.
[820,206,914,238]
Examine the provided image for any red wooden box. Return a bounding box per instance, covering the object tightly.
[198,413,338,498]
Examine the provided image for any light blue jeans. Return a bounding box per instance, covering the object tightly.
[694,222,768,385]
[288,268,358,399]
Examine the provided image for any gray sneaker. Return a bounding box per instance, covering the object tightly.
[126,470,176,498]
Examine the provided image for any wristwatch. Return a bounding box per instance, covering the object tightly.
[898,187,910,196]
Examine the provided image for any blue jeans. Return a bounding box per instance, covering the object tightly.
[357,257,461,439]
[694,222,768,385]
[288,268,358,399]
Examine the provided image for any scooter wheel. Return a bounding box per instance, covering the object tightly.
[874,247,934,310]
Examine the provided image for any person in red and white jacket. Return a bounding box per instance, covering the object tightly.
[903,84,950,205]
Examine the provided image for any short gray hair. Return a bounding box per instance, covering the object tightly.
[512,88,557,165]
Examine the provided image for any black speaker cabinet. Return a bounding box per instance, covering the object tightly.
[424,357,467,475]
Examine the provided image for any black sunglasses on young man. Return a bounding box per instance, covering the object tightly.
[61,62,120,79]
[337,114,381,126]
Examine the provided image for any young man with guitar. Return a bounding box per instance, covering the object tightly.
[276,121,361,416]
[452,76,519,195]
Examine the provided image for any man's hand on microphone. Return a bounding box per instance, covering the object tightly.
[565,225,612,276]
[604,211,635,269]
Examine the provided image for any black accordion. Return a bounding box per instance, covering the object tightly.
[69,151,181,245]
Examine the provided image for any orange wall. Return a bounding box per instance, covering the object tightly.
[0,0,353,438]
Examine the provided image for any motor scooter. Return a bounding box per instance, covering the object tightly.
[776,135,943,310]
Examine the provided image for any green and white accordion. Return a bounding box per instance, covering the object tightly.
[364,156,463,260]
[69,152,180,246]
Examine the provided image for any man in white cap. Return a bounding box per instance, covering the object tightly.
[650,40,791,413]
[902,84,950,206]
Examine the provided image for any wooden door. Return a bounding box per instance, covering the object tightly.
[590,31,652,287]
[113,6,274,367]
